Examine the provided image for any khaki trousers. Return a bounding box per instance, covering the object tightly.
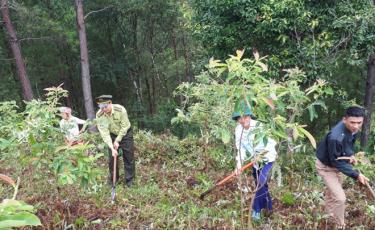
[315,159,346,227]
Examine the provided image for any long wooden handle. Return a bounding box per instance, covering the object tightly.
[216,161,255,186]
[366,182,375,200]
[112,156,117,186]
[199,161,255,200]
[336,156,352,160]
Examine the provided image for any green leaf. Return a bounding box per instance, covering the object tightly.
[298,127,316,149]
[221,129,231,144]
[0,212,41,228]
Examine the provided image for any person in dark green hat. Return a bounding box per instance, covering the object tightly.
[96,95,135,187]
[232,104,278,221]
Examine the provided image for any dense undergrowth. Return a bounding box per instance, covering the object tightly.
[1,128,374,229]
[1,55,374,229]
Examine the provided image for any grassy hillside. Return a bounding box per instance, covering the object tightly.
[1,130,374,229]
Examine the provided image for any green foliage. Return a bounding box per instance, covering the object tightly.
[134,129,203,161]
[354,152,375,181]
[191,0,375,75]
[53,144,104,187]
[366,205,375,215]
[0,175,41,229]
[281,191,296,206]
[0,87,104,190]
[365,129,375,154]
[0,199,41,229]
[190,0,375,140]
[173,50,329,151]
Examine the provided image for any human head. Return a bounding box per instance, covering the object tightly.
[96,95,113,114]
[232,105,252,128]
[59,107,72,120]
[343,106,364,133]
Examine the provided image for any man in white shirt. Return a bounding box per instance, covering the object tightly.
[59,107,86,145]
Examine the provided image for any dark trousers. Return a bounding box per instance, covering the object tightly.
[109,128,135,183]
[252,162,273,212]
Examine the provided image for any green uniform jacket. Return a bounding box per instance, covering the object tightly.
[96,104,131,149]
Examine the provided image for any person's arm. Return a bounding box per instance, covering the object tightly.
[72,116,85,125]
[327,139,359,179]
[114,107,131,143]
[234,126,254,172]
[97,118,114,149]
[59,120,64,129]
[234,125,244,174]
[72,116,88,133]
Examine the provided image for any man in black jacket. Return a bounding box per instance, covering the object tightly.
[316,106,369,229]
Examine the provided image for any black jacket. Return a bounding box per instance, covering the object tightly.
[316,121,359,179]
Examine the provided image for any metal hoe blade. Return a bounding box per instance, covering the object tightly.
[111,186,116,203]
[111,155,117,204]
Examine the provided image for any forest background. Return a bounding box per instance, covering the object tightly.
[0,0,375,229]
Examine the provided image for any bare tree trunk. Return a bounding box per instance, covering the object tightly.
[131,13,144,105]
[361,54,375,148]
[171,31,180,82]
[171,29,183,103]
[1,0,34,101]
[147,20,157,115]
[145,78,155,115]
[181,32,191,82]
[75,0,95,120]
[58,69,73,108]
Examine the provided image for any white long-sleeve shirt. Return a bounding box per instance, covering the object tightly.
[235,120,278,169]
[59,116,85,142]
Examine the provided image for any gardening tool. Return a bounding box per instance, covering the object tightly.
[111,155,117,204]
[199,160,256,200]
[337,157,375,200]
[199,150,267,200]
[337,156,353,160]
[365,181,375,200]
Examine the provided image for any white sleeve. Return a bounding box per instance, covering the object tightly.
[235,125,242,150]
[72,116,86,125]
[264,138,278,162]
[236,147,248,170]
[235,125,248,169]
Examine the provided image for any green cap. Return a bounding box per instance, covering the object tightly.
[232,101,252,120]
[96,95,112,104]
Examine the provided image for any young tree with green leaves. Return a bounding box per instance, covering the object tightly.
[190,0,375,146]
[173,50,330,154]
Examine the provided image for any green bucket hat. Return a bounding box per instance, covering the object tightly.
[232,106,252,120]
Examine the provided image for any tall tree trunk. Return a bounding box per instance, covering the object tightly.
[172,30,180,84]
[181,32,191,82]
[56,42,76,109]
[1,0,34,101]
[75,0,95,120]
[145,78,154,115]
[147,19,157,115]
[361,54,375,148]
[131,13,143,105]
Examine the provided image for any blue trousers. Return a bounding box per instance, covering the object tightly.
[252,162,273,212]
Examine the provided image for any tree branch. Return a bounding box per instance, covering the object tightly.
[84,5,113,20]
[18,36,53,42]
[0,58,15,61]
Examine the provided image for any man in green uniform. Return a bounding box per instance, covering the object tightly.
[96,95,135,187]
